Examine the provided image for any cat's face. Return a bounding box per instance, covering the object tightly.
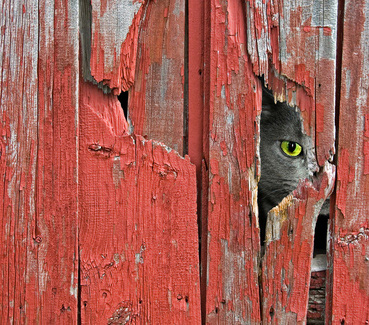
[258,88,317,222]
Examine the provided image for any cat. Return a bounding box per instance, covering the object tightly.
[258,86,329,244]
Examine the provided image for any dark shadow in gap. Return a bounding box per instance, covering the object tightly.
[118,91,129,120]
[313,212,328,257]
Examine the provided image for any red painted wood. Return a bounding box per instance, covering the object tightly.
[261,168,335,323]
[245,0,337,322]
[327,0,369,322]
[4,0,369,323]
[1,0,201,322]
[0,0,79,322]
[78,0,201,322]
[188,1,207,322]
[129,0,186,154]
[78,81,200,324]
[188,0,204,172]
[90,0,144,93]
[246,0,337,165]
[204,1,261,323]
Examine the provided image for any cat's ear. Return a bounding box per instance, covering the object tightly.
[261,84,275,118]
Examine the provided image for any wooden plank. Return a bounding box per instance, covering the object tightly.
[78,80,201,324]
[246,0,337,165]
[0,0,79,322]
[89,0,143,93]
[327,0,369,322]
[188,0,206,321]
[204,1,261,323]
[188,0,204,175]
[261,166,335,323]
[0,1,39,322]
[79,0,200,322]
[129,0,186,154]
[244,0,337,322]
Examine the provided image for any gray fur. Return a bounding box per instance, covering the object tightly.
[258,87,318,239]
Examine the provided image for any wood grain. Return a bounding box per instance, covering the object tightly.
[204,1,261,323]
[327,0,369,322]
[246,0,337,322]
[129,0,186,154]
[78,81,200,324]
[0,0,80,322]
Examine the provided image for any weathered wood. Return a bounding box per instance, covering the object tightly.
[128,0,186,155]
[246,0,337,165]
[262,165,334,323]
[245,0,337,322]
[204,1,261,323]
[78,81,200,324]
[3,0,369,323]
[327,0,369,322]
[89,0,143,93]
[78,0,200,323]
[0,0,80,322]
[1,0,201,322]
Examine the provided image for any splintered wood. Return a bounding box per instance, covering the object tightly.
[326,0,369,322]
[79,82,200,324]
[1,0,200,323]
[202,0,261,323]
[1,0,369,323]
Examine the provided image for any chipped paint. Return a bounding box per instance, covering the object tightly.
[204,0,261,323]
[78,74,200,323]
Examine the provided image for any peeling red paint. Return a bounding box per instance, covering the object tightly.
[329,0,369,321]
[262,163,334,323]
[90,1,145,92]
[3,0,369,323]
[129,0,186,154]
[79,79,200,323]
[204,1,261,323]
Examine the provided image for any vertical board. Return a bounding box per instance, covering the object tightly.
[204,1,261,323]
[78,81,200,324]
[36,1,80,322]
[129,0,186,154]
[0,1,39,322]
[89,0,143,92]
[79,0,201,323]
[328,0,369,322]
[0,0,79,322]
[244,0,337,322]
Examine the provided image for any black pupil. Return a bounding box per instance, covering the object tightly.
[288,142,296,152]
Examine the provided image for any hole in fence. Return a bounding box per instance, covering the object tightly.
[118,91,129,120]
[269,306,275,317]
[313,212,328,257]
[259,84,313,244]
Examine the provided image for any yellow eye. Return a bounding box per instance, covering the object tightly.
[281,141,302,157]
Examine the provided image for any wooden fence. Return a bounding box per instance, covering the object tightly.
[1,0,368,323]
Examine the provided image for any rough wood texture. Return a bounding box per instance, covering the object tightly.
[81,0,201,323]
[128,0,186,154]
[0,0,79,322]
[262,165,334,323]
[246,0,337,165]
[90,0,143,93]
[204,1,261,323]
[327,0,369,322]
[79,81,200,324]
[1,0,201,323]
[3,0,369,323]
[241,1,337,322]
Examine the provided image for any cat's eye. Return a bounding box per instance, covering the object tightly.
[280,141,302,157]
